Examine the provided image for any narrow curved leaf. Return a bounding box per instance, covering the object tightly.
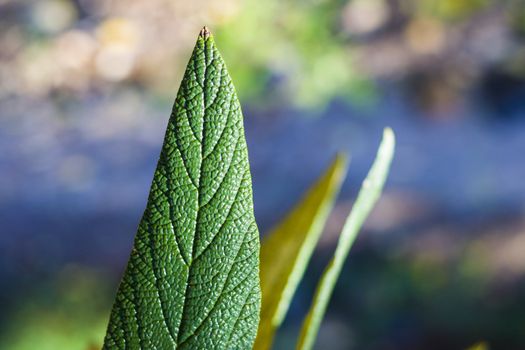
[254,154,349,350]
[296,128,395,350]
[103,27,261,349]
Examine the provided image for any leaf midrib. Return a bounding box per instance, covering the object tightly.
[175,39,225,345]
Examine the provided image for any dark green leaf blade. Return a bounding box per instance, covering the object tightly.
[103,27,261,349]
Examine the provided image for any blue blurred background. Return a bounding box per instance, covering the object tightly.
[1,0,525,349]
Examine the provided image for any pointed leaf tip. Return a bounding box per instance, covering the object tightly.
[199,26,211,39]
[383,127,395,146]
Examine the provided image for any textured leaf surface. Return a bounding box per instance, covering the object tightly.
[103,28,261,349]
[254,155,348,350]
[297,128,395,350]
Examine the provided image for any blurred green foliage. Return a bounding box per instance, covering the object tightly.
[411,0,489,21]
[214,0,374,108]
[1,0,522,109]
[0,266,110,350]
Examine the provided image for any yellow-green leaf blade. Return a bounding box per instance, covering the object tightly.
[254,154,349,350]
[296,128,395,350]
[102,28,261,349]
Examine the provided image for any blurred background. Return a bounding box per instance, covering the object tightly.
[1,0,525,349]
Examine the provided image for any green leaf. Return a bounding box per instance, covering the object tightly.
[254,155,349,350]
[296,128,396,350]
[102,27,261,349]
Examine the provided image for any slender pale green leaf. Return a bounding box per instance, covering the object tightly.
[102,27,261,349]
[254,154,349,350]
[296,128,395,350]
